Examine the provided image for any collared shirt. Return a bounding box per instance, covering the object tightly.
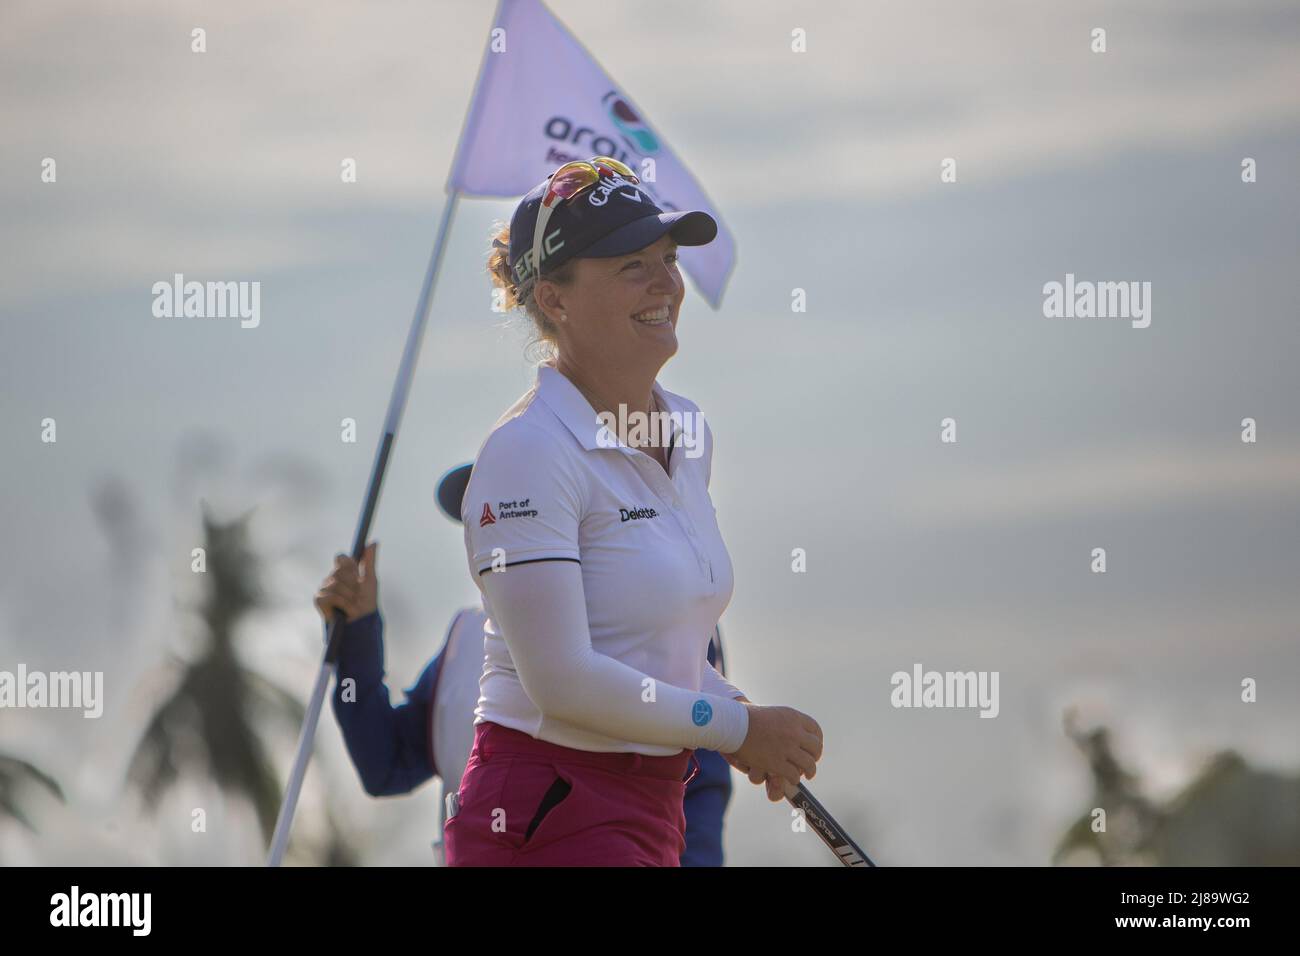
[461,360,741,755]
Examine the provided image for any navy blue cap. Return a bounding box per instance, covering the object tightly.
[435,463,473,524]
[507,161,717,294]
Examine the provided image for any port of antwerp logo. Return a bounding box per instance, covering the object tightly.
[480,499,539,526]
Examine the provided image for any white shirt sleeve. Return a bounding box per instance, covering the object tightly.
[701,662,745,701]
[480,559,750,753]
[697,405,747,703]
[463,421,583,573]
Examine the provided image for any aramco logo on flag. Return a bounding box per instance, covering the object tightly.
[446,0,735,308]
[546,91,662,169]
[603,91,659,155]
[540,91,670,208]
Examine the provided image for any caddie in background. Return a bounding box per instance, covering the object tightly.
[313,463,737,866]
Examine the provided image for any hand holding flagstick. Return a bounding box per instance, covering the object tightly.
[313,543,379,625]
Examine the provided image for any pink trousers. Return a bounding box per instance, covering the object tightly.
[444,721,700,867]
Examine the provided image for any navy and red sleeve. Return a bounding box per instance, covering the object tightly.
[329,611,441,797]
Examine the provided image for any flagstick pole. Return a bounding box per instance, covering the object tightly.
[266,189,462,867]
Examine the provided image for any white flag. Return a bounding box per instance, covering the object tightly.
[447,0,736,309]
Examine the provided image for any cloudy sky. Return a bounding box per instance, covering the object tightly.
[2,0,1298,865]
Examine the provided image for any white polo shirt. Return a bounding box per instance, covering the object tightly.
[461,360,744,755]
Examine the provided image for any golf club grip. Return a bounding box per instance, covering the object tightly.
[788,783,876,867]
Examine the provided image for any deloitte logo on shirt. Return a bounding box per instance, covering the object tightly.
[691,699,713,727]
[619,506,659,522]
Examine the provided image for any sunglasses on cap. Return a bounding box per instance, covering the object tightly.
[526,156,640,293]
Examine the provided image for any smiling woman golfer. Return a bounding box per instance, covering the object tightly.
[444,157,823,867]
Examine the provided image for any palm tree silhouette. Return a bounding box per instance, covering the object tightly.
[1053,708,1161,865]
[127,501,356,864]
[1053,708,1300,865]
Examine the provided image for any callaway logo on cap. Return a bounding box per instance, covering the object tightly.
[507,158,717,293]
